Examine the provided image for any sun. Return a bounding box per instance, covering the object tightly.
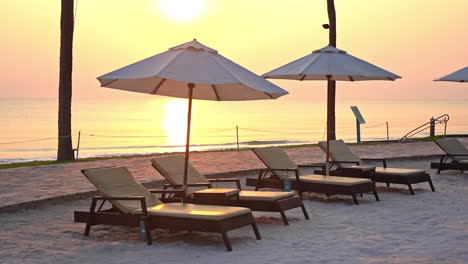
[158,0,205,22]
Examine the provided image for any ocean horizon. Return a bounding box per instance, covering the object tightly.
[1,97,467,164]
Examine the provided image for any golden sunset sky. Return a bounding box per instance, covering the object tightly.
[1,0,467,100]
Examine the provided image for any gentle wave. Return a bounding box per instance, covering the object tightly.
[0,140,308,152]
[0,139,309,165]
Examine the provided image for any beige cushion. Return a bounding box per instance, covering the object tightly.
[131,203,251,220]
[237,191,294,201]
[288,174,372,186]
[436,138,468,162]
[82,167,162,214]
[194,188,238,194]
[375,167,426,176]
[319,140,362,164]
[459,160,468,164]
[350,165,376,171]
[151,155,208,195]
[252,147,298,179]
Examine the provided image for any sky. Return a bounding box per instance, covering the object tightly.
[1,0,467,101]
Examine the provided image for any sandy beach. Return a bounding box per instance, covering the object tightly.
[1,141,468,264]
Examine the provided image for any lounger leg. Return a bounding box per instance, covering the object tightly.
[221,232,232,252]
[437,156,444,174]
[300,203,310,220]
[142,216,152,245]
[84,224,92,236]
[351,194,359,205]
[255,170,264,191]
[386,182,390,187]
[407,184,415,195]
[428,177,435,192]
[84,198,98,236]
[325,193,330,198]
[373,190,380,201]
[279,211,289,225]
[251,223,261,240]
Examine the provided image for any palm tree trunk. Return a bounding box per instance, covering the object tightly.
[57,0,75,161]
[327,0,337,141]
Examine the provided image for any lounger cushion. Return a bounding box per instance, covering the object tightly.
[319,140,362,164]
[436,138,468,162]
[288,174,372,186]
[151,155,208,195]
[350,166,427,176]
[237,191,294,201]
[374,167,426,176]
[459,160,468,164]
[349,165,376,171]
[131,203,251,220]
[83,167,162,214]
[253,147,298,179]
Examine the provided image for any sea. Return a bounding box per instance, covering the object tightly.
[1,97,467,164]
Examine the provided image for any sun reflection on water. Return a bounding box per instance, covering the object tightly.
[162,99,189,146]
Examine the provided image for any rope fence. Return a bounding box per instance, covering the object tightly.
[0,121,393,160]
[3,117,445,160]
[0,122,391,145]
[0,116,453,162]
[0,134,77,145]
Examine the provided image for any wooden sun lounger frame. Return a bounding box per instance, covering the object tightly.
[430,140,468,174]
[151,165,309,225]
[74,174,261,251]
[246,167,379,205]
[246,153,379,205]
[327,159,435,195]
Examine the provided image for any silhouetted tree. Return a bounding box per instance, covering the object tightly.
[327,0,337,141]
[57,0,75,161]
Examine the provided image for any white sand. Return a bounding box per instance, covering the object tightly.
[1,158,467,264]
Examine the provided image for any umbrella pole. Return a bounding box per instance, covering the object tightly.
[325,76,332,176]
[182,83,195,203]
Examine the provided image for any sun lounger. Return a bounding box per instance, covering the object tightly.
[74,166,261,251]
[246,147,379,205]
[431,138,468,174]
[319,140,435,195]
[151,155,309,225]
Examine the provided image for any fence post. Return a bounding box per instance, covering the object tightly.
[74,131,81,159]
[386,122,389,143]
[236,126,240,150]
[429,117,435,137]
[444,121,447,138]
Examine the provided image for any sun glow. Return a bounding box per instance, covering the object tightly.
[162,99,189,146]
[158,0,205,22]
